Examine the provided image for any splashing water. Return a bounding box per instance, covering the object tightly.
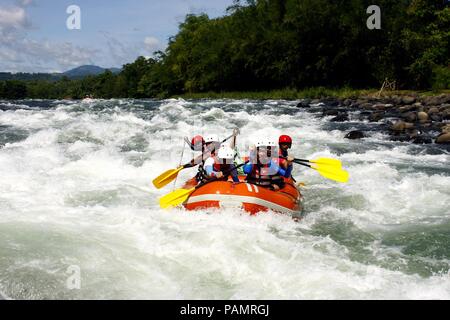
[0,98,449,299]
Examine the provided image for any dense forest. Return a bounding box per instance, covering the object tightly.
[1,0,449,99]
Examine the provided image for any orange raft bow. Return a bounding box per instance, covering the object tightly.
[183,176,304,216]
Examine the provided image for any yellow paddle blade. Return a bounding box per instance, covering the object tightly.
[159,187,195,209]
[310,157,342,168]
[311,164,350,183]
[152,167,183,189]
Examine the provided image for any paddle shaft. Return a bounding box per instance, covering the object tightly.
[184,132,237,150]
[293,159,313,169]
[182,131,239,169]
[285,157,340,167]
[280,156,311,165]
[282,156,313,164]
[295,158,311,163]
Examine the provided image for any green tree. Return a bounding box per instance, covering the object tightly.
[2,80,27,99]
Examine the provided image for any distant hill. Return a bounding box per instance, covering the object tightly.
[0,65,122,81]
[63,65,121,78]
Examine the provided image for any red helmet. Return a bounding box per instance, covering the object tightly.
[190,135,205,151]
[279,135,292,147]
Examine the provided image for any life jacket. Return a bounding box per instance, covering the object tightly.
[197,155,232,183]
[246,160,285,188]
[195,150,213,182]
[195,161,207,182]
[278,148,289,168]
[278,148,296,182]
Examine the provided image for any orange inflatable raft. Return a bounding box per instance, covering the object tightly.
[183,176,304,216]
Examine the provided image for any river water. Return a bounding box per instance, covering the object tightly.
[0,98,449,299]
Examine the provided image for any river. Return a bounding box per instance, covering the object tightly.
[0,98,449,299]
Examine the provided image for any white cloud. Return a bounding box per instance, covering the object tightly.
[0,6,27,32]
[17,0,33,6]
[0,2,99,72]
[0,36,99,72]
[101,31,138,66]
[144,36,162,53]
[100,32,165,67]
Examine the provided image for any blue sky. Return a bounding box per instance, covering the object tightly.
[0,0,232,73]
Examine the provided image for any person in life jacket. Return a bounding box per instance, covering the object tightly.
[229,128,245,175]
[180,133,222,186]
[203,145,240,183]
[278,135,294,175]
[179,135,206,170]
[243,138,291,190]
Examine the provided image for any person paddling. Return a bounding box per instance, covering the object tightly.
[179,135,206,169]
[278,134,294,177]
[181,134,223,188]
[203,145,240,183]
[228,128,245,175]
[243,138,290,190]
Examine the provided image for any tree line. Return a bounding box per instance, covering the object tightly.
[1,0,449,100]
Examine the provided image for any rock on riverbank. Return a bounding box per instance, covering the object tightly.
[296,93,450,144]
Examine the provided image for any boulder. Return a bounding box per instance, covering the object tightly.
[429,122,445,132]
[428,107,439,114]
[392,121,406,131]
[398,105,416,113]
[372,104,393,111]
[391,121,414,132]
[417,111,429,122]
[442,125,450,134]
[356,99,369,105]
[360,102,373,110]
[323,98,340,107]
[421,96,438,106]
[330,113,349,122]
[392,121,405,132]
[435,132,450,144]
[345,130,365,139]
[368,112,384,122]
[422,94,450,106]
[390,96,403,105]
[343,99,353,106]
[437,94,450,104]
[443,110,450,120]
[296,100,311,108]
[412,135,432,144]
[430,114,442,122]
[389,134,411,142]
[323,109,339,116]
[401,96,416,105]
[401,112,417,122]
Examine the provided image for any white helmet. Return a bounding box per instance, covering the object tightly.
[205,134,219,143]
[217,146,235,160]
[255,138,277,148]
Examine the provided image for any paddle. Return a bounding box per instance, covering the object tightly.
[152,166,184,189]
[294,157,342,168]
[159,163,246,209]
[183,130,239,150]
[292,159,349,183]
[153,130,240,189]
